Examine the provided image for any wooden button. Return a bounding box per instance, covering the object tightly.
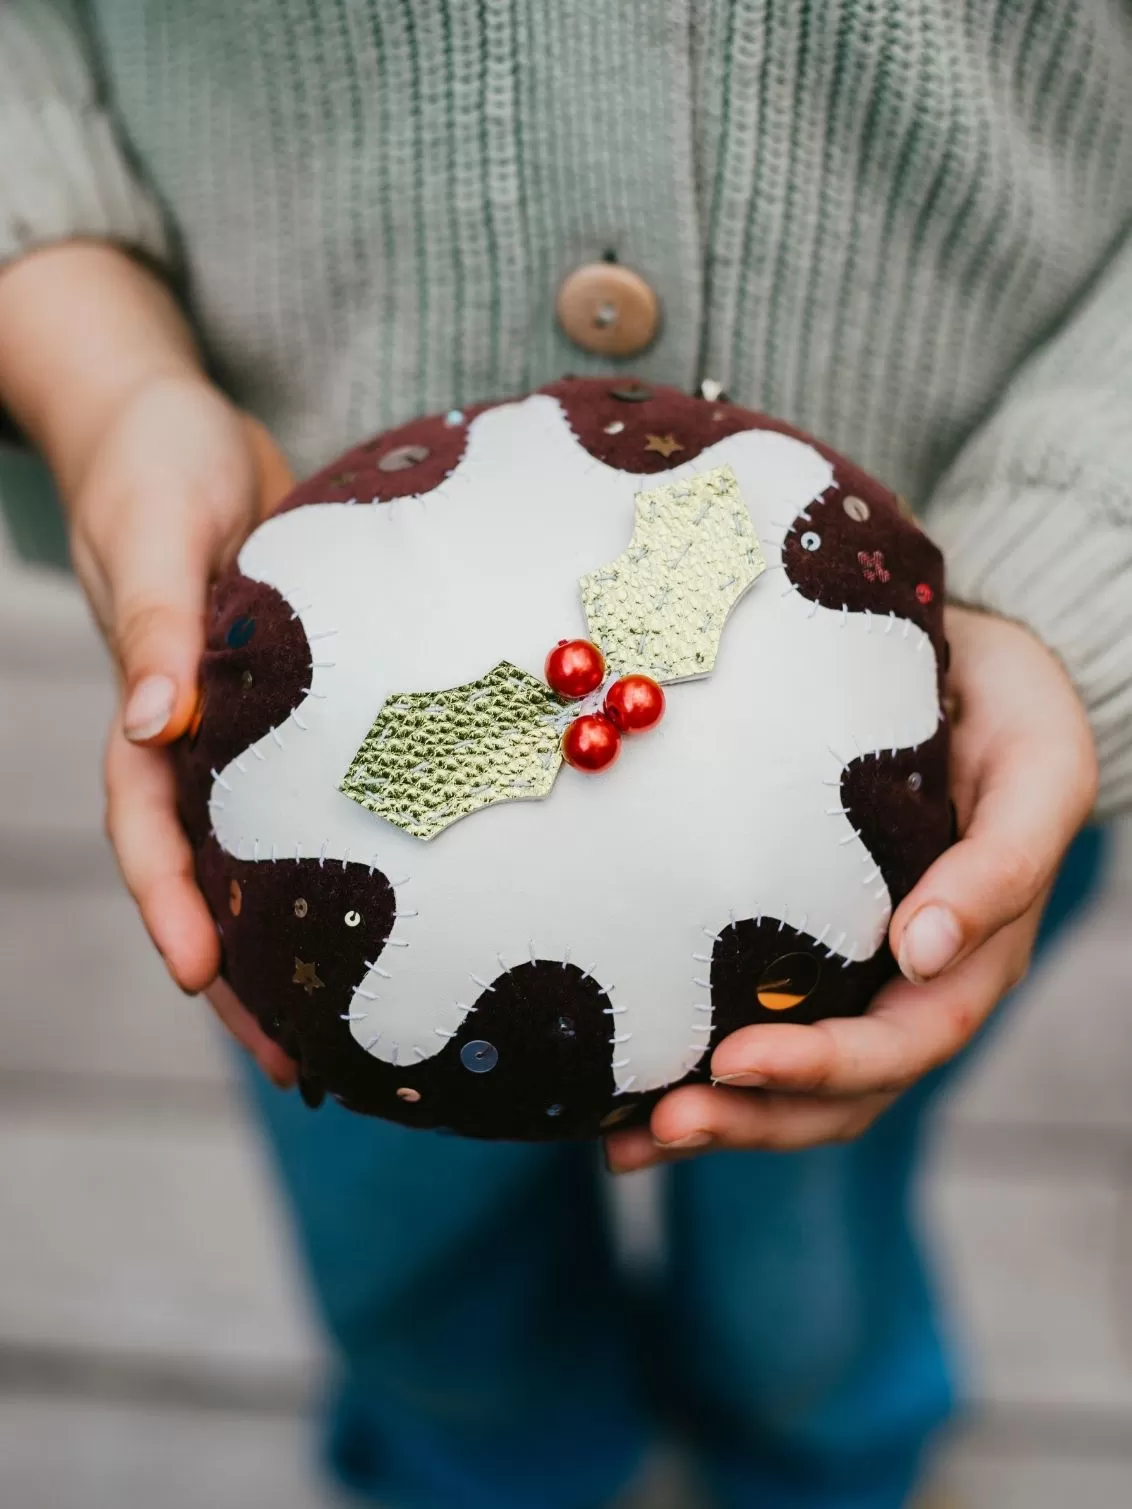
[556,264,659,357]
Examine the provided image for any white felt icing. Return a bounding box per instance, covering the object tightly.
[211,396,940,1093]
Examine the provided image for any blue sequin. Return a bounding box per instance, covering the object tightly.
[546,1104,564,1117]
[226,615,256,648]
[460,1040,498,1074]
[444,409,465,426]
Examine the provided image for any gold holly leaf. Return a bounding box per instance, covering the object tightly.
[339,662,567,841]
[579,463,765,681]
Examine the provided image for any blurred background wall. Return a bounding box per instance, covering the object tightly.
[1,492,1131,1509]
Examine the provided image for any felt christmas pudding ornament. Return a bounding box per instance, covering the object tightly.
[174,378,950,1140]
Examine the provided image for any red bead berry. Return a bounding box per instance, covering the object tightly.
[915,582,934,605]
[562,714,621,772]
[604,675,665,734]
[545,639,606,699]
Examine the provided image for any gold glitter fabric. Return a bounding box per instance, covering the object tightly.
[580,463,766,682]
[340,662,566,841]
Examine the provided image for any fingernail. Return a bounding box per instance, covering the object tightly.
[603,1145,652,1176]
[899,904,962,983]
[655,1131,713,1150]
[124,674,176,742]
[713,1072,769,1088]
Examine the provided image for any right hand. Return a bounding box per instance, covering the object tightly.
[0,243,296,1084]
[79,374,299,1086]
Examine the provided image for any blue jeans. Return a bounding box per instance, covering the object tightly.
[245,829,1107,1509]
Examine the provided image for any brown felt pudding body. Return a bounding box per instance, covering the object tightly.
[174,379,950,1140]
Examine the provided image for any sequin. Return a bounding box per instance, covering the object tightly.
[906,771,923,792]
[546,1104,564,1117]
[187,691,205,745]
[580,464,766,682]
[800,531,821,552]
[554,1015,576,1039]
[226,615,256,648]
[378,443,430,472]
[610,382,652,402]
[228,878,242,916]
[700,378,724,402]
[461,1040,498,1073]
[396,1087,421,1103]
[757,953,820,1011]
[603,420,625,435]
[599,1102,638,1129]
[240,668,254,690]
[293,958,324,995]
[344,909,361,927]
[444,409,465,426]
[293,897,309,918]
[843,495,870,522]
[341,662,565,841]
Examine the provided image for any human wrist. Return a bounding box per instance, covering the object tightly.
[0,239,207,498]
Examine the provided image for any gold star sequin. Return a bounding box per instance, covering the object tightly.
[293,958,324,996]
[644,433,684,458]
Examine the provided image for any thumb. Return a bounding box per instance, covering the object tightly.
[68,377,269,746]
[116,514,214,745]
[890,734,1087,984]
[890,606,1098,986]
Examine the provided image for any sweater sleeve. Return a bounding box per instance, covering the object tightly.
[925,228,1132,818]
[0,0,169,271]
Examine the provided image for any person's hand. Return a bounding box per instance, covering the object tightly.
[86,376,298,1086]
[0,244,296,1087]
[606,606,1098,1172]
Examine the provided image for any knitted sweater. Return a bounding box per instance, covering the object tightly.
[2,1,1131,812]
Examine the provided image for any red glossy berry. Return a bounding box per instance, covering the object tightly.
[915,582,934,605]
[604,675,665,733]
[562,714,621,772]
[545,639,606,699]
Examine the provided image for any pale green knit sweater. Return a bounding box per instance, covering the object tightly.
[3,1,1132,812]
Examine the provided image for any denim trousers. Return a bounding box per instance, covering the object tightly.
[245,828,1107,1509]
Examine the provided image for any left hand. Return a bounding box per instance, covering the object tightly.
[606,606,1098,1173]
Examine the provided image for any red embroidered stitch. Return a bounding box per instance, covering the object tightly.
[857,550,890,583]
